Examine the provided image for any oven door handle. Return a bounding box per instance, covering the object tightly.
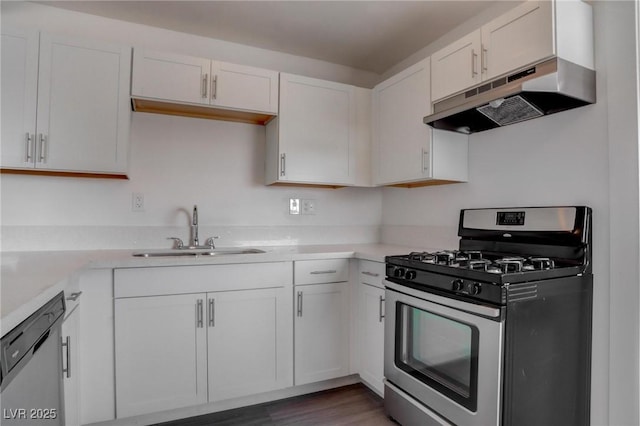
[384,280,502,318]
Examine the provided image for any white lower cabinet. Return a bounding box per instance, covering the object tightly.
[294,282,350,385]
[113,263,293,419]
[358,284,385,395]
[61,303,80,426]
[357,261,386,396]
[293,260,350,386]
[115,293,208,418]
[207,287,292,401]
[78,269,115,425]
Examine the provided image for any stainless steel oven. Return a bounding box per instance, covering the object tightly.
[383,206,593,426]
[384,281,503,426]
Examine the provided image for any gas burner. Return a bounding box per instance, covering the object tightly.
[408,252,435,262]
[495,259,524,273]
[464,251,484,260]
[528,257,555,270]
[466,259,492,271]
[434,251,457,265]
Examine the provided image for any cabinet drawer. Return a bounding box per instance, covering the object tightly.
[294,259,349,285]
[114,262,292,298]
[359,260,385,289]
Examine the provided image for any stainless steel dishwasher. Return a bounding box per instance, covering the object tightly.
[1,292,65,425]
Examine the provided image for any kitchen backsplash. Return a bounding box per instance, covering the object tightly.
[0,225,380,252]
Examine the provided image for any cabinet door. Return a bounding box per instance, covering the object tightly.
[207,287,292,401]
[278,74,356,185]
[61,306,80,426]
[115,294,207,418]
[212,61,278,114]
[36,34,130,173]
[1,28,39,169]
[294,283,349,385]
[431,30,481,102]
[481,1,553,81]
[358,283,385,396]
[131,49,211,105]
[373,58,432,185]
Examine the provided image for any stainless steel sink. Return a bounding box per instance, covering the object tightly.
[132,248,265,257]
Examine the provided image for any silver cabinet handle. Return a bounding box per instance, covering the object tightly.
[202,73,208,98]
[280,153,286,177]
[37,134,47,163]
[66,292,82,302]
[196,299,203,328]
[379,296,385,322]
[212,75,218,100]
[25,133,34,163]
[208,298,215,327]
[297,291,303,317]
[362,271,380,278]
[422,148,430,174]
[471,49,478,77]
[310,270,337,275]
[62,336,71,378]
[481,45,488,73]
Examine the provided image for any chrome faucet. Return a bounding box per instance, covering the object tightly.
[192,205,199,247]
[167,205,219,249]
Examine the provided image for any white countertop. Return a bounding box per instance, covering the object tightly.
[1,243,431,336]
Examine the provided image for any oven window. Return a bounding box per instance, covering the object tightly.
[395,302,479,411]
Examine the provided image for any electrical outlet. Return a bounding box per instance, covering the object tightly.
[289,198,300,215]
[132,192,145,212]
[301,199,316,215]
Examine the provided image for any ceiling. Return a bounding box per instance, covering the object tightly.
[40,1,502,74]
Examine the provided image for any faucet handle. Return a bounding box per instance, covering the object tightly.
[205,236,219,249]
[167,237,184,249]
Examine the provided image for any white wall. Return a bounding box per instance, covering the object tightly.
[381,2,639,425]
[0,2,382,250]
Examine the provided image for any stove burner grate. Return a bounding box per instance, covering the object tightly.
[398,252,558,274]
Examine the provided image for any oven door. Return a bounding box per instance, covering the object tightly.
[384,281,504,426]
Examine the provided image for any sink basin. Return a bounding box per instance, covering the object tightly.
[132,248,265,257]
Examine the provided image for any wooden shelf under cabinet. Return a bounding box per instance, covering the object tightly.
[131,98,276,125]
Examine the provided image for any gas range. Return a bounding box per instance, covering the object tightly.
[385,206,592,305]
[384,206,593,426]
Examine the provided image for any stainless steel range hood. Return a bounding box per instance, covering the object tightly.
[424,57,596,134]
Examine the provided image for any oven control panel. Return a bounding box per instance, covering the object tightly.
[386,264,505,305]
[451,279,482,295]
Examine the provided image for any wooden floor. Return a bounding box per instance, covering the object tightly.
[153,384,397,426]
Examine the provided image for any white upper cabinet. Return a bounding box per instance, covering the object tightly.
[431,0,592,102]
[1,28,39,169]
[431,32,482,103]
[266,73,357,187]
[131,50,211,105]
[1,30,131,175]
[481,0,553,81]
[212,61,278,114]
[373,57,468,187]
[131,48,278,123]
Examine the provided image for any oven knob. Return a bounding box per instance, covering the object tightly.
[470,282,482,295]
[451,279,464,292]
[405,270,417,280]
[393,267,406,278]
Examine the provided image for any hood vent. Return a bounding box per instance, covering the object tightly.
[424,58,596,134]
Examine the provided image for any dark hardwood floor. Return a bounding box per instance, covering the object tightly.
[153,384,397,426]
